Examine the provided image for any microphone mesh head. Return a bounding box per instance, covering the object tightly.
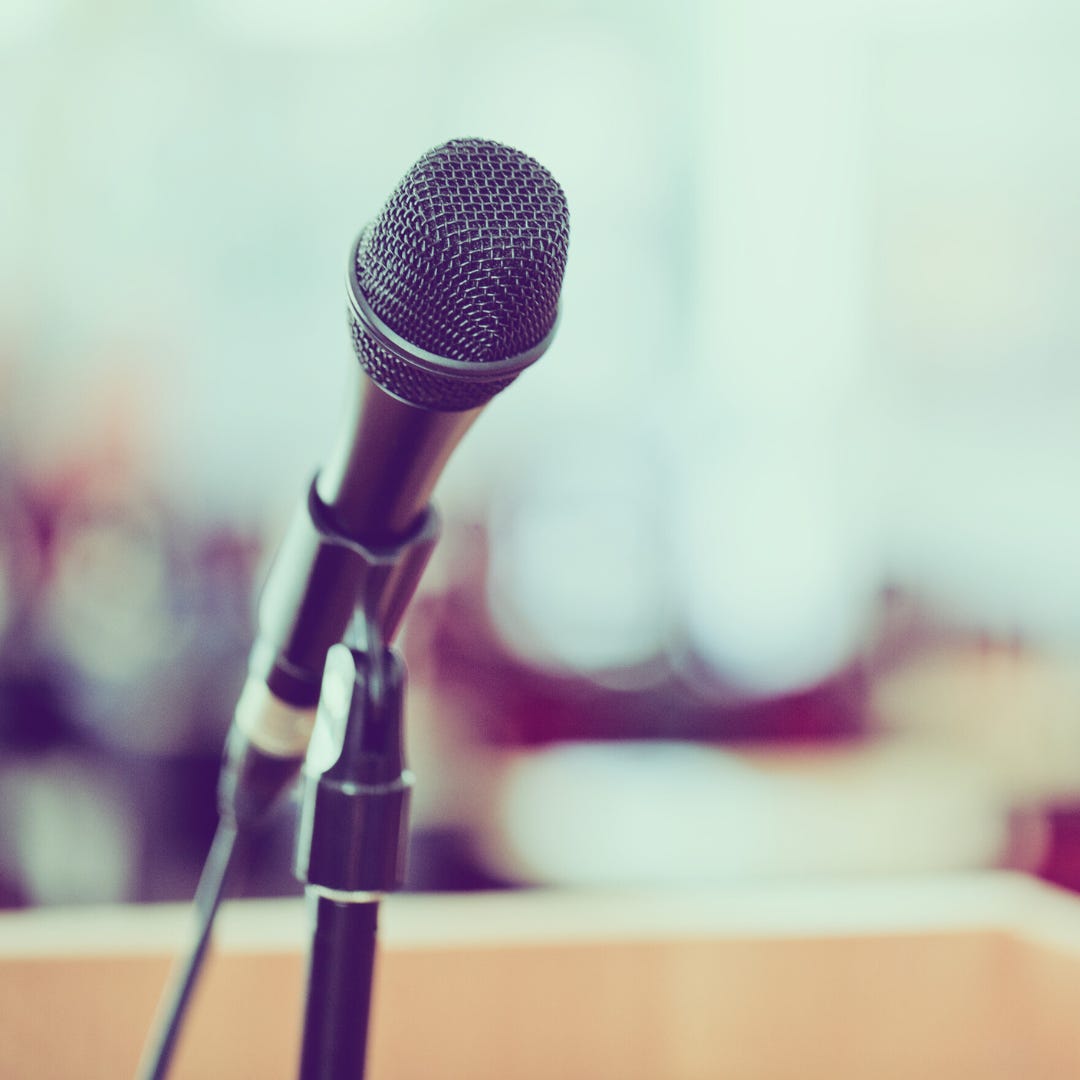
[349,138,570,411]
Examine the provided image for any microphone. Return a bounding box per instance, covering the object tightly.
[221,138,570,822]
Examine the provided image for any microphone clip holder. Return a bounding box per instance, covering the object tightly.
[249,478,441,710]
[220,486,439,830]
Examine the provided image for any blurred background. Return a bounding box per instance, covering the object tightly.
[0,0,1079,907]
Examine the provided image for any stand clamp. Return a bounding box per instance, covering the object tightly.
[295,644,412,897]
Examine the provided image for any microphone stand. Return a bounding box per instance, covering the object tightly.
[293,640,412,1080]
[289,501,437,1080]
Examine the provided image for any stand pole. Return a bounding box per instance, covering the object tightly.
[294,643,412,1080]
[299,895,380,1080]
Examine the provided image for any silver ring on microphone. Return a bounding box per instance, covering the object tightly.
[346,230,558,382]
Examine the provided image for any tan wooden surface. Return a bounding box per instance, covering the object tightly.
[1,874,1079,1078]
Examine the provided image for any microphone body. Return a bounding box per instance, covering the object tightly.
[316,374,481,546]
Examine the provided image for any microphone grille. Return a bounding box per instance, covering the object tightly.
[350,138,570,411]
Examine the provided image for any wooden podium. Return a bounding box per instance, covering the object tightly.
[2,873,1079,1078]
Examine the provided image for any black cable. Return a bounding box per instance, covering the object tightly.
[135,819,241,1080]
